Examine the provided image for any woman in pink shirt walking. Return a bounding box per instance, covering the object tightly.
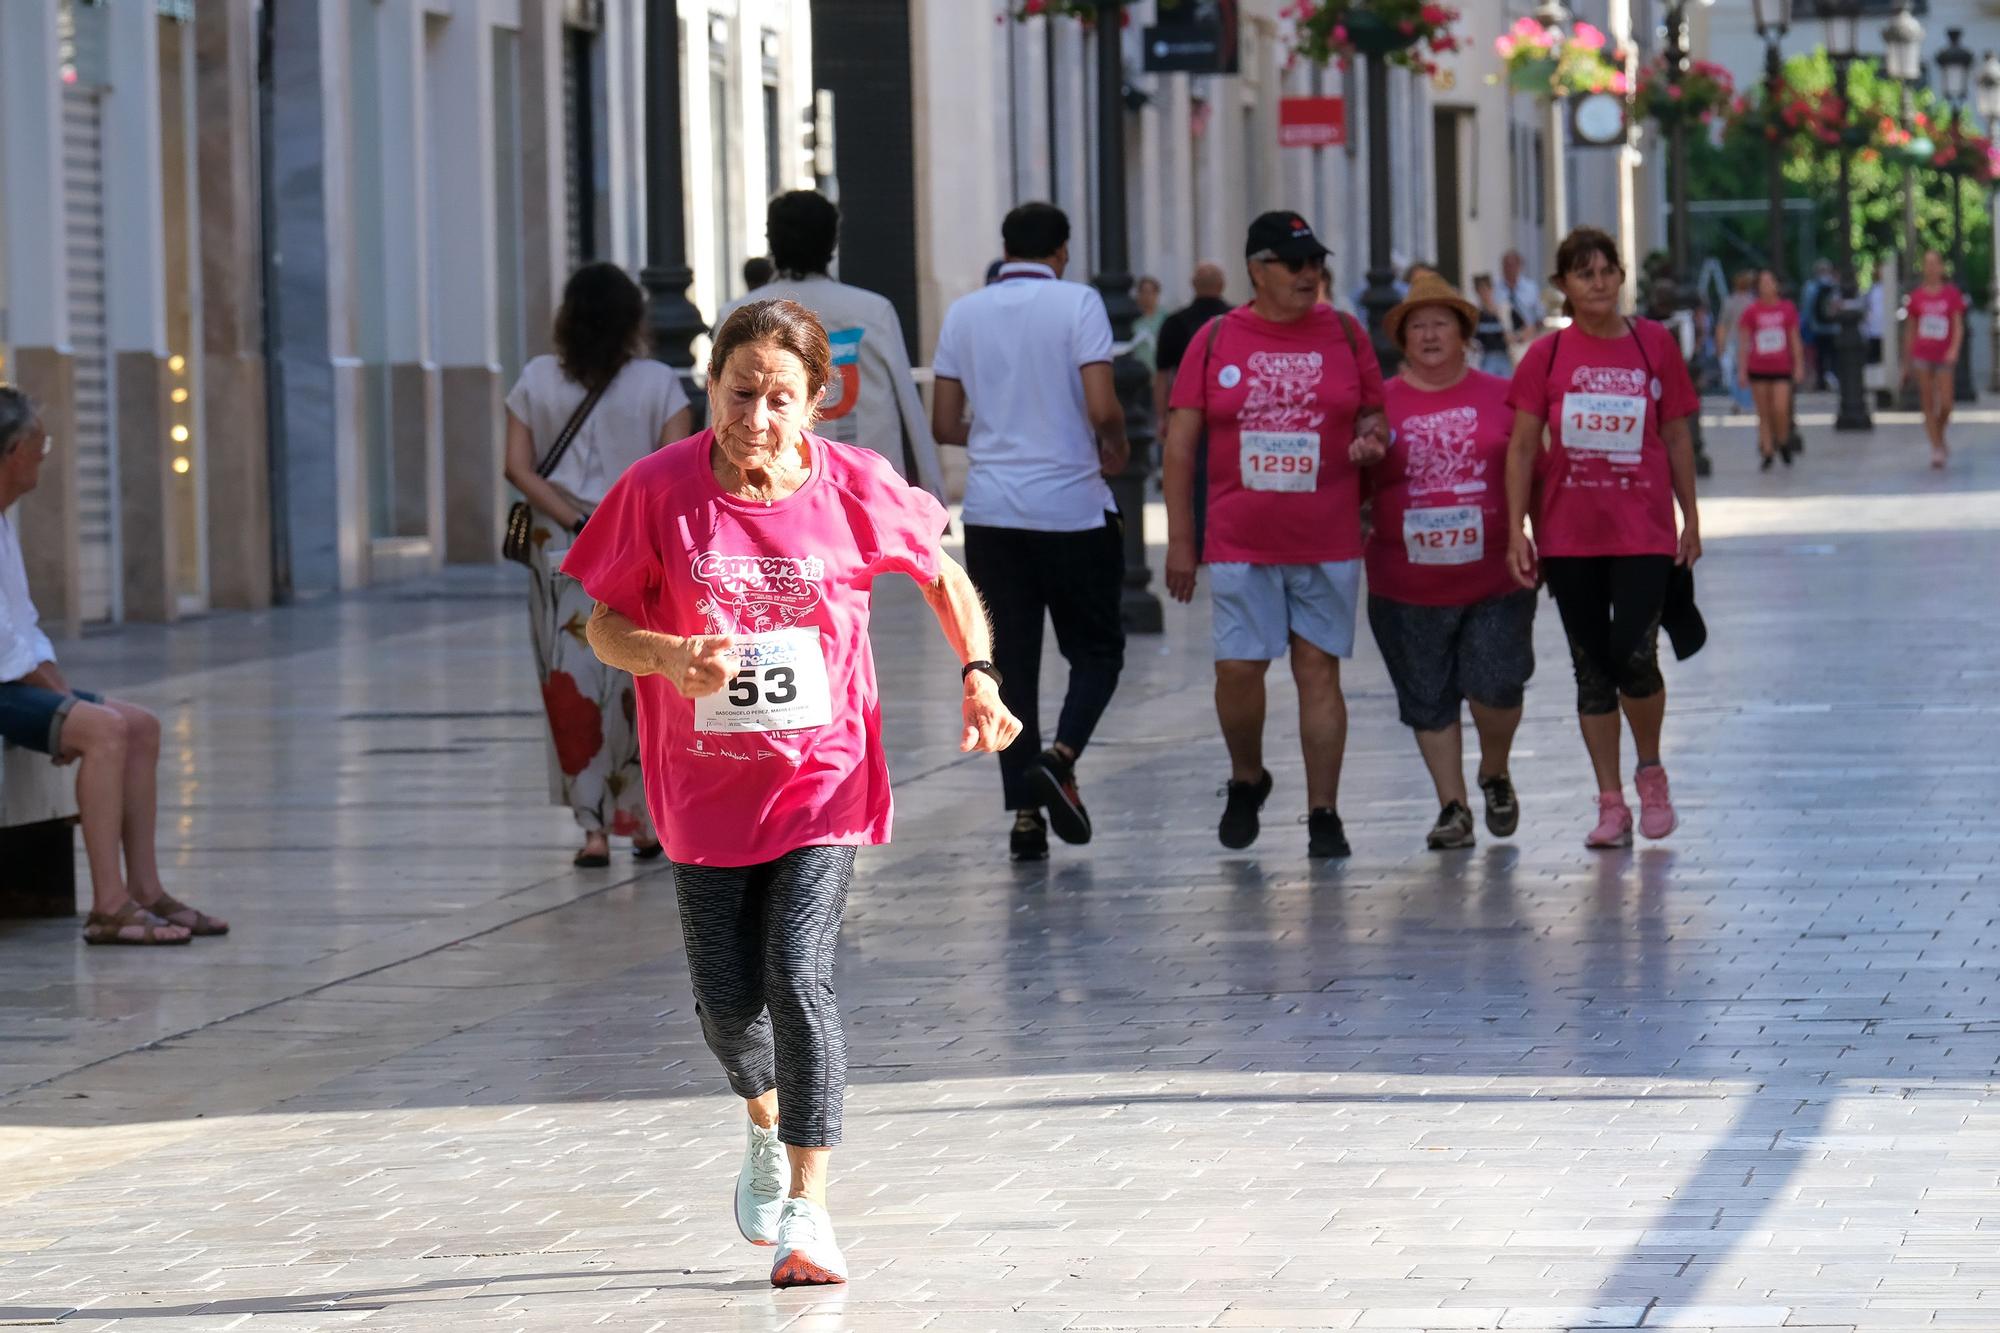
[1902,249,1966,469]
[565,300,1020,1288]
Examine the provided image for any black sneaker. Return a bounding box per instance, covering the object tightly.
[1028,749,1092,845]
[1307,807,1350,858]
[1009,809,1048,862]
[1478,772,1520,838]
[1218,770,1274,849]
[1425,800,1476,851]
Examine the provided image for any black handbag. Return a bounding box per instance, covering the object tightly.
[502,381,609,565]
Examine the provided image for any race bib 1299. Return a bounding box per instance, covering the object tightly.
[694,628,833,734]
[1240,430,1319,493]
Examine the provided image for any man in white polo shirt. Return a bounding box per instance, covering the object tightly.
[930,202,1131,862]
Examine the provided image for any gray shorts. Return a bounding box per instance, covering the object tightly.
[1209,560,1361,662]
[1366,591,1537,731]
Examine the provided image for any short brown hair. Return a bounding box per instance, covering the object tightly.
[707,298,833,403]
[1551,227,1624,317]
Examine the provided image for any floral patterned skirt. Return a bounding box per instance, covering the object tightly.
[527,532,654,839]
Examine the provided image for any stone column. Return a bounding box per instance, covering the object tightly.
[0,0,82,638]
[519,0,572,358]
[103,0,178,623]
[195,0,273,610]
[429,0,507,564]
[378,0,444,552]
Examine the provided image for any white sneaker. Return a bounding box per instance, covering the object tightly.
[769,1197,848,1286]
[734,1119,787,1246]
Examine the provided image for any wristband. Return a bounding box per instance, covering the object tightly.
[961,660,1003,688]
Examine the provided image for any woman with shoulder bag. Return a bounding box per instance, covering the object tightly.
[504,263,692,866]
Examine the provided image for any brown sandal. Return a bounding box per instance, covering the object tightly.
[83,902,192,946]
[145,892,229,936]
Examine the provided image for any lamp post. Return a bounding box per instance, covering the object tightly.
[641,0,707,423]
[1884,2,1924,411]
[1092,2,1162,634]
[1978,50,2000,391]
[1661,1,1710,478]
[1752,0,1794,282]
[1360,48,1403,371]
[1936,27,1977,403]
[1823,2,1873,431]
[1537,0,1571,272]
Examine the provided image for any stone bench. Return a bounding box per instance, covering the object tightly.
[0,740,78,918]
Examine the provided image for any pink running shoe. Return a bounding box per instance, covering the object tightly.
[1585,793,1634,849]
[1635,764,1677,840]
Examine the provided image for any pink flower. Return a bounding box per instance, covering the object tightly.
[1496,35,1515,58]
[1668,83,1683,100]
[1333,23,1347,43]
[1573,21,1605,51]
[1420,4,1449,25]
[1399,19,1415,35]
[1611,71,1629,94]
[1511,16,1541,39]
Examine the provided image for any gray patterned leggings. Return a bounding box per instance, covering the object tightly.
[670,845,856,1148]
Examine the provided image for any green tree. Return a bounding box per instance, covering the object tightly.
[1686,50,1992,304]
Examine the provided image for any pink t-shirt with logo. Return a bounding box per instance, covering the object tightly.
[1168,304,1385,565]
[1738,299,1799,377]
[1366,370,1518,607]
[561,432,949,868]
[1906,284,1967,364]
[1506,318,1697,559]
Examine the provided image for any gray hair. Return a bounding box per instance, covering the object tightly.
[0,387,36,459]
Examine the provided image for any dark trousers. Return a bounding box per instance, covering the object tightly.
[963,516,1126,809]
[1541,555,1672,717]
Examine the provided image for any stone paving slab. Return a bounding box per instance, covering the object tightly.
[1,417,1998,1330]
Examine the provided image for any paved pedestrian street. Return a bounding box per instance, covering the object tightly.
[2,407,1997,1332]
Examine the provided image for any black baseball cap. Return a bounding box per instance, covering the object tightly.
[1245,211,1328,263]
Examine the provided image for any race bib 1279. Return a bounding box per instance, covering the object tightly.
[1402,505,1484,566]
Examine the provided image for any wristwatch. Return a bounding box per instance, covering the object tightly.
[961,660,1003,688]
[570,514,588,537]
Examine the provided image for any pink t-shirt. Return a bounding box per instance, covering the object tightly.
[561,431,949,868]
[1366,370,1518,607]
[1506,318,1697,560]
[1168,304,1385,565]
[1906,285,1967,364]
[1738,300,1799,377]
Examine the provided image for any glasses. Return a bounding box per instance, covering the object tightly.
[1251,252,1323,275]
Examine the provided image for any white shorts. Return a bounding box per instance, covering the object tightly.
[1208,560,1362,662]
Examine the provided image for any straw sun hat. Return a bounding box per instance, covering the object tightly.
[1384,271,1481,348]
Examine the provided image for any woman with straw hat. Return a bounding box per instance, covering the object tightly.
[1366,273,1537,851]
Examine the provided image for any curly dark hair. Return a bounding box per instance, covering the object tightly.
[767,191,840,277]
[552,263,647,392]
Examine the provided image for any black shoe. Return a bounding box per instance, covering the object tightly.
[1218,770,1273,849]
[1009,809,1048,862]
[1028,749,1092,845]
[1760,451,1775,472]
[634,840,665,862]
[1479,772,1520,838]
[1781,438,1797,466]
[1307,807,1350,859]
[1425,801,1476,851]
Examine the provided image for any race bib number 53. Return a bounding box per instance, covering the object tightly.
[694,628,833,734]
[1240,430,1319,493]
[1562,391,1646,456]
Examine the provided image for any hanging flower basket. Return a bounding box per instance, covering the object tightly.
[1633,56,1735,126]
[1286,1,1461,75]
[1726,82,1864,150]
[1932,123,2000,183]
[1494,16,1627,100]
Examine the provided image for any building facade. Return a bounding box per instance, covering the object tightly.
[0,0,816,631]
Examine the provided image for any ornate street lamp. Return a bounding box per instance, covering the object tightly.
[1754,0,1794,282]
[1091,1,1162,633]
[1661,0,1712,477]
[1883,3,1926,410]
[642,0,708,424]
[1822,1,1872,430]
[1936,28,1977,401]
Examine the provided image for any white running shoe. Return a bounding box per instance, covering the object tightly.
[734,1119,788,1246]
[769,1197,848,1286]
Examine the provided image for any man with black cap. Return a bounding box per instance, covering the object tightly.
[931,202,1131,862]
[1160,212,1389,858]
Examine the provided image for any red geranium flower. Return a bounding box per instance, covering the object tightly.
[543,671,604,776]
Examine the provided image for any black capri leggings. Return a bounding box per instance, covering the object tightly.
[1541,555,1673,717]
[671,845,857,1148]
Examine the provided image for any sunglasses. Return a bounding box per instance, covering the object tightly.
[1251,252,1325,275]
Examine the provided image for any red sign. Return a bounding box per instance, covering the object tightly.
[1279,96,1347,148]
